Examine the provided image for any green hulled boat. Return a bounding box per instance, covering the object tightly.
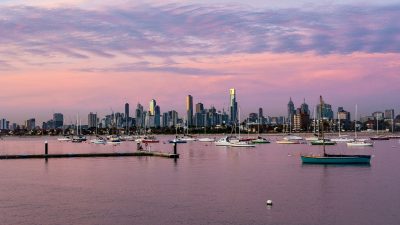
[300,96,371,164]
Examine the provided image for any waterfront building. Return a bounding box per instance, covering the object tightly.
[229,88,238,124]
[0,118,9,130]
[88,112,97,128]
[186,95,193,127]
[53,113,64,129]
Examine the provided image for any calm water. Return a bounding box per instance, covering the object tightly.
[0,135,399,225]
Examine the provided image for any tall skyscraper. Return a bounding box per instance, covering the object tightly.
[154,105,161,127]
[229,88,238,124]
[53,113,64,129]
[26,118,36,130]
[287,97,295,121]
[135,103,144,128]
[186,95,193,127]
[125,102,129,119]
[300,99,309,115]
[149,99,156,116]
[88,112,97,128]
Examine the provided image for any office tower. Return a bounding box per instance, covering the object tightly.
[26,118,35,130]
[196,103,204,113]
[385,109,395,120]
[316,101,334,120]
[300,99,309,115]
[88,112,97,128]
[287,97,295,121]
[154,105,161,127]
[186,95,193,127]
[125,103,130,126]
[0,118,9,130]
[149,99,156,116]
[135,103,144,128]
[229,88,238,124]
[53,113,64,129]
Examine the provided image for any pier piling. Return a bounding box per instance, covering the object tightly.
[45,141,48,155]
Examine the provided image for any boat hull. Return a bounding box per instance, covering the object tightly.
[301,155,371,164]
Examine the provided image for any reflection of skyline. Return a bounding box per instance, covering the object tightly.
[1,1,400,122]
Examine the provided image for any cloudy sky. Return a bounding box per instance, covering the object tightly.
[0,0,399,124]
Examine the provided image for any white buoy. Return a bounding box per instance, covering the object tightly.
[266,200,273,206]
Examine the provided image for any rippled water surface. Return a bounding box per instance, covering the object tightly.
[0,135,399,225]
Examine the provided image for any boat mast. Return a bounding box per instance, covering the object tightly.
[320,96,326,156]
[355,104,358,139]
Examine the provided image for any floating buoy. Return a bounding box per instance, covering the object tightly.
[266,200,273,206]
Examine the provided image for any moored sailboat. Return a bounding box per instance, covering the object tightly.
[301,96,371,164]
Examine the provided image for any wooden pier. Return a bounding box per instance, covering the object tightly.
[0,151,179,160]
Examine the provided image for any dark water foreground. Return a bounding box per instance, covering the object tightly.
[0,136,399,225]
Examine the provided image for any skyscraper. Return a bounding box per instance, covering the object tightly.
[53,113,64,129]
[195,103,204,113]
[88,112,97,128]
[154,105,161,127]
[135,103,144,128]
[149,99,156,116]
[287,97,295,121]
[125,102,130,124]
[186,95,193,127]
[229,88,238,124]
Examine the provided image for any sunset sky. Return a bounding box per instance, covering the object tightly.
[1,0,399,124]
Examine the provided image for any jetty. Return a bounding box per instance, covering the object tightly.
[0,141,179,160]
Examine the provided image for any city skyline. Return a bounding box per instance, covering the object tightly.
[1,1,399,123]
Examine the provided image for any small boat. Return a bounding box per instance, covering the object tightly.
[215,136,232,146]
[305,136,319,141]
[330,137,354,143]
[180,136,197,141]
[229,141,256,147]
[301,154,371,164]
[251,136,270,144]
[276,140,302,144]
[72,135,87,143]
[310,139,336,145]
[120,135,135,141]
[370,136,389,141]
[284,135,303,140]
[107,135,122,144]
[197,137,215,142]
[57,136,72,142]
[347,141,373,147]
[387,135,400,139]
[91,139,106,144]
[168,138,187,144]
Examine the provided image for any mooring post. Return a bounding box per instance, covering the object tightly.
[173,142,177,155]
[45,140,48,155]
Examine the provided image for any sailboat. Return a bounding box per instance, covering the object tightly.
[330,112,354,143]
[370,114,389,140]
[301,96,371,164]
[251,115,270,144]
[229,107,255,147]
[197,113,215,142]
[347,105,373,147]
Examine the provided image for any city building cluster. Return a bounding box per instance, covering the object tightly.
[0,89,399,135]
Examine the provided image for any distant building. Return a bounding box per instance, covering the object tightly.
[195,102,204,113]
[88,112,97,128]
[316,101,334,120]
[372,111,384,120]
[149,99,156,116]
[0,118,9,130]
[337,107,351,130]
[125,103,130,127]
[186,95,193,127]
[135,103,144,128]
[162,110,178,127]
[53,113,64,129]
[26,118,35,130]
[229,88,238,124]
[384,109,395,120]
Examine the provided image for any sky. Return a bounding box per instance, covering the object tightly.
[0,0,399,124]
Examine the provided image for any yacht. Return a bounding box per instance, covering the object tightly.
[229,141,256,147]
[251,136,270,144]
[107,135,122,144]
[215,136,234,146]
[347,141,373,147]
[197,137,215,142]
[57,136,72,142]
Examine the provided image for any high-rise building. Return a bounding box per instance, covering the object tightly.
[186,95,193,127]
[53,113,64,129]
[337,107,351,130]
[154,105,161,127]
[88,112,97,128]
[195,103,204,113]
[229,88,238,124]
[26,118,36,130]
[125,103,130,127]
[135,103,144,128]
[372,111,384,120]
[149,99,156,116]
[0,118,9,130]
[287,97,295,121]
[316,101,333,120]
[300,99,309,115]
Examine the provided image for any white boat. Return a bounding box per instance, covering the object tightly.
[197,137,215,142]
[347,141,373,147]
[284,135,303,140]
[215,136,233,146]
[229,141,256,147]
[91,139,106,144]
[305,136,319,141]
[57,136,72,141]
[251,136,270,144]
[330,137,354,143]
[180,136,197,141]
[107,135,122,144]
[276,140,302,144]
[121,135,135,141]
